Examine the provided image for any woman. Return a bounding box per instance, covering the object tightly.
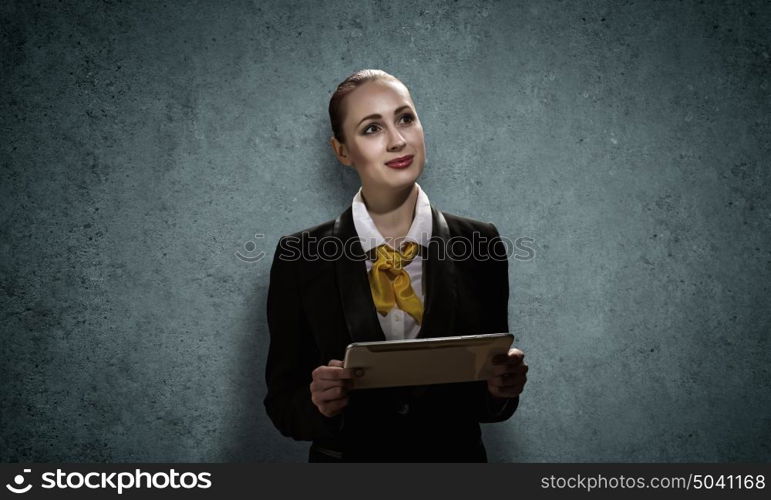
[264,69,528,462]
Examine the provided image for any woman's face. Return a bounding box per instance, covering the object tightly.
[331,79,426,193]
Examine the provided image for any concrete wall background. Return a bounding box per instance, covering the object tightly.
[1,0,769,462]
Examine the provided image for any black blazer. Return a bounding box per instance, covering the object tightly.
[264,204,518,462]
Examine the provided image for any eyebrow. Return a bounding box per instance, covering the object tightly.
[356,105,412,128]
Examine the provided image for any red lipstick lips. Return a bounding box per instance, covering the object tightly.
[385,155,414,169]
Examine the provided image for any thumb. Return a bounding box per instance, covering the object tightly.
[328,358,354,379]
[507,348,524,364]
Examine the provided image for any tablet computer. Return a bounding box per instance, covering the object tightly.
[343,332,514,389]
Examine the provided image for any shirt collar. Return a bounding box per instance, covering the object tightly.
[352,182,433,253]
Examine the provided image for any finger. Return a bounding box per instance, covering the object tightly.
[504,357,526,369]
[313,363,350,378]
[492,363,516,376]
[496,362,528,376]
[488,385,512,398]
[507,348,524,362]
[311,378,352,391]
[494,348,525,365]
[321,397,349,416]
[315,366,353,380]
[492,353,508,365]
[328,359,356,379]
[503,372,527,384]
[498,376,527,392]
[487,375,508,388]
[493,359,525,378]
[310,378,349,393]
[490,372,527,388]
[312,390,348,406]
[489,377,525,396]
[491,385,522,398]
[319,385,348,401]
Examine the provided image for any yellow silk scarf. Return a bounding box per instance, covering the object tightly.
[368,242,424,325]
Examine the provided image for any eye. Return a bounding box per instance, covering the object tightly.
[362,112,416,136]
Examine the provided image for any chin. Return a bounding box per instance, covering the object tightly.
[391,164,423,184]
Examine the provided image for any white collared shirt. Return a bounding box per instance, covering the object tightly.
[352,183,433,341]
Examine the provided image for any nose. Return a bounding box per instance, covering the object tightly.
[386,125,406,151]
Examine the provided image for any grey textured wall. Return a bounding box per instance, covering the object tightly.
[1,0,769,462]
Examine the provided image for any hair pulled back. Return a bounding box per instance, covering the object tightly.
[328,69,403,144]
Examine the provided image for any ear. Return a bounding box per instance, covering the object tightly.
[329,136,353,167]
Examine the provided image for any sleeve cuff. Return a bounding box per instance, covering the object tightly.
[484,391,519,421]
[321,413,345,434]
[487,395,511,417]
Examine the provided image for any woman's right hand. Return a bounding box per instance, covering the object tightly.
[310,359,353,417]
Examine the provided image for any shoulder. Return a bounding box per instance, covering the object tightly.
[438,210,509,266]
[269,217,340,286]
[439,210,500,238]
[271,217,337,264]
[281,217,337,241]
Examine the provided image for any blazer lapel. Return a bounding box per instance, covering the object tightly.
[333,203,458,344]
[334,206,387,344]
[417,206,458,339]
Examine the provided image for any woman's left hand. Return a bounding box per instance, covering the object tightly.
[487,348,528,398]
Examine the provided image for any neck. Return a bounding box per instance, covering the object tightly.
[361,183,419,247]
